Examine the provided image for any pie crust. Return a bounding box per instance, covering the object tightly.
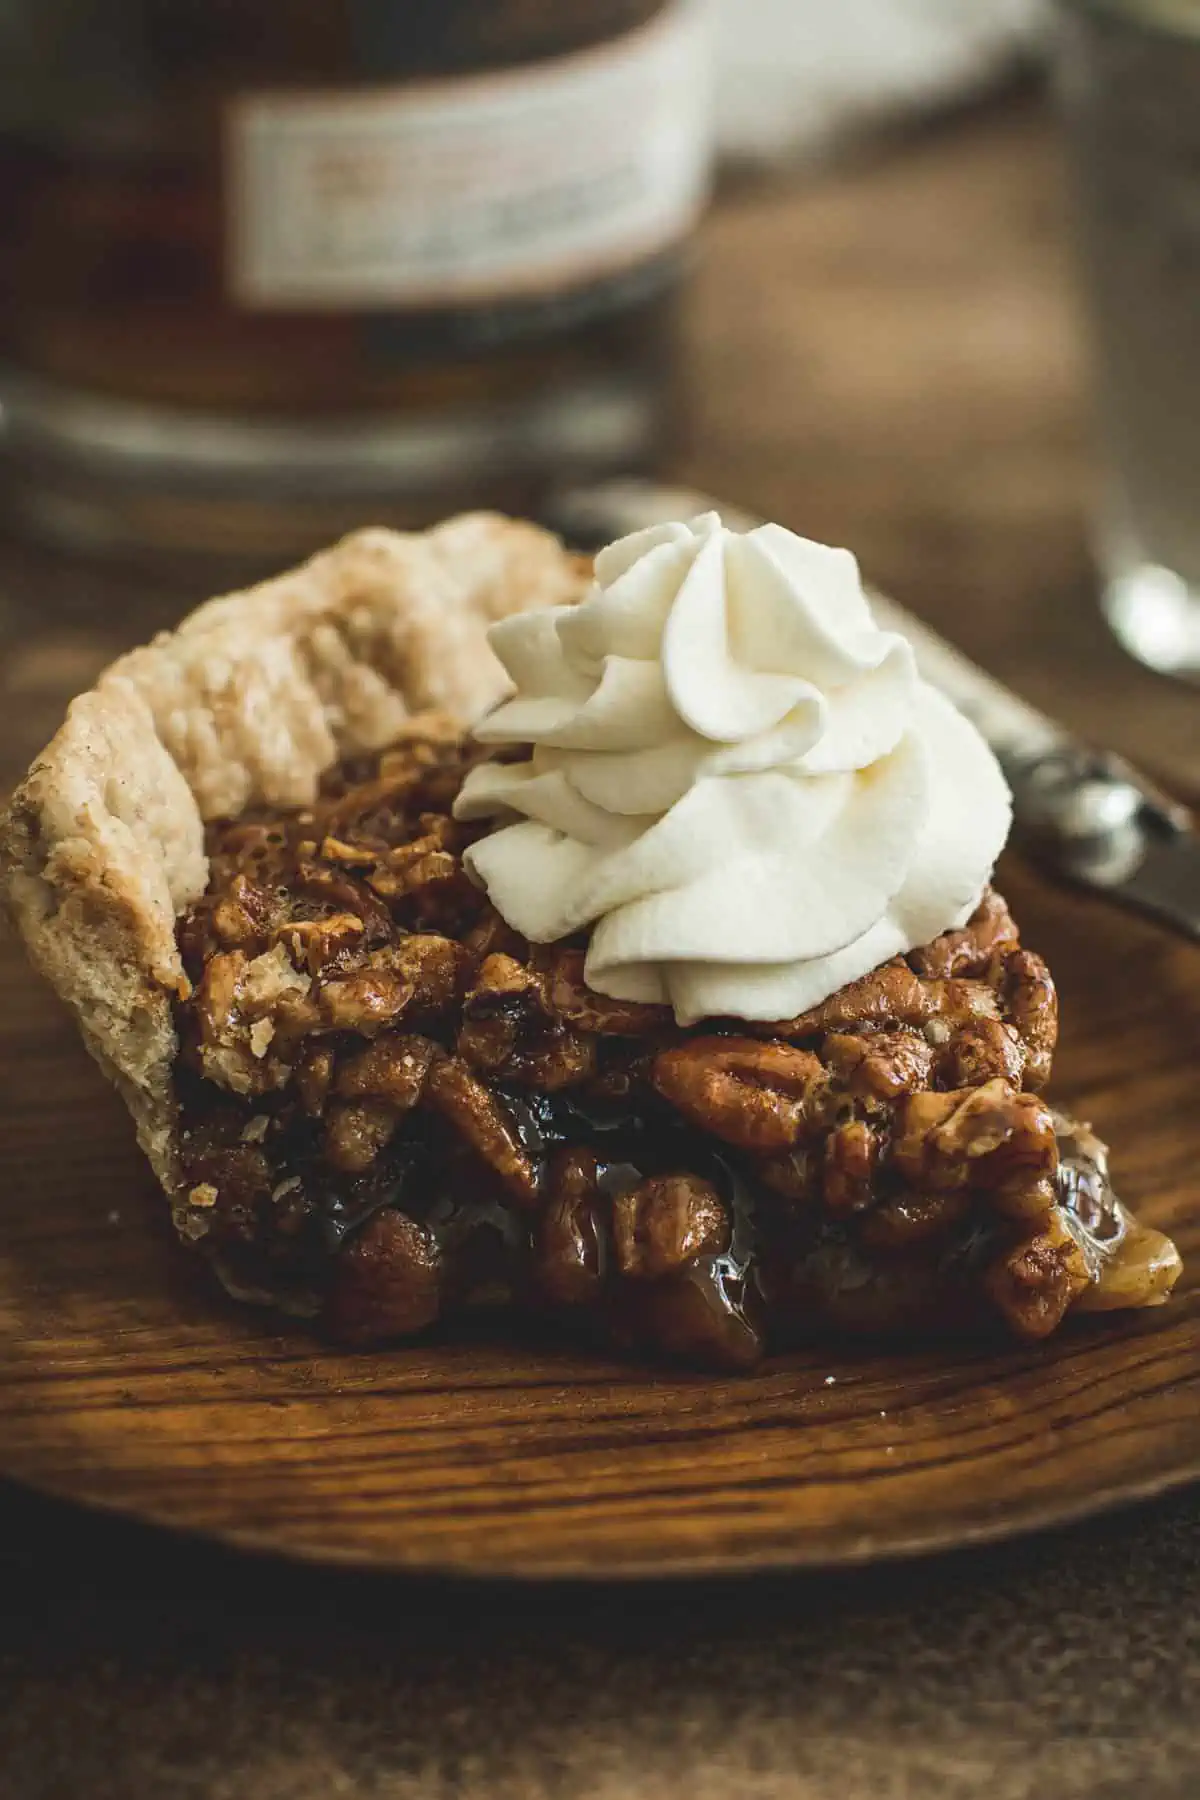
[0,516,589,1234]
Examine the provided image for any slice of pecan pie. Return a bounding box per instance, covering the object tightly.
[1,518,1182,1370]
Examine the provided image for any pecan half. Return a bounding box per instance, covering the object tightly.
[769,961,998,1039]
[652,1037,829,1151]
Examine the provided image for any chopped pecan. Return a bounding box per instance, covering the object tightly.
[938,1018,1026,1090]
[183,1142,274,1245]
[375,934,468,1014]
[757,1146,817,1203]
[457,952,550,1072]
[504,1033,598,1092]
[983,1209,1091,1339]
[322,1099,401,1173]
[997,949,1057,1090]
[272,910,365,976]
[534,1149,606,1308]
[335,1034,437,1109]
[612,1174,730,1279]
[822,1120,879,1215]
[858,1189,971,1254]
[294,860,393,939]
[318,835,384,868]
[457,953,595,1089]
[323,1210,442,1346]
[544,949,671,1035]
[210,874,277,953]
[652,1037,829,1151]
[892,1081,1058,1198]
[367,843,460,902]
[318,964,414,1036]
[423,1056,540,1206]
[190,944,312,1096]
[295,1042,335,1116]
[462,904,527,965]
[620,1265,765,1371]
[907,890,1018,979]
[822,1029,934,1105]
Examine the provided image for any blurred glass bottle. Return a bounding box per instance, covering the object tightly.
[1055,0,1200,683]
[0,1,711,565]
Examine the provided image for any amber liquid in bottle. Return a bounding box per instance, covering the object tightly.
[0,1,710,563]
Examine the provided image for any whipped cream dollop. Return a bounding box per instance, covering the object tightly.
[454,512,1011,1025]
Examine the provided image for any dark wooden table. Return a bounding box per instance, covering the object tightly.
[3,98,1199,1799]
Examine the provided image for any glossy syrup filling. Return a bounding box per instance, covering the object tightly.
[173,729,1181,1369]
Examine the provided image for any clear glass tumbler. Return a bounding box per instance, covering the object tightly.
[1056,0,1200,682]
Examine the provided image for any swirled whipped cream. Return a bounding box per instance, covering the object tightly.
[454,512,1011,1025]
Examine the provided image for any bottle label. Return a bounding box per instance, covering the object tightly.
[227,2,711,311]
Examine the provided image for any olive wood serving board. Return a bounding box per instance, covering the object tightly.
[1,855,1197,1579]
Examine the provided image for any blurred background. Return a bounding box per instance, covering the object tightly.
[0,0,1197,760]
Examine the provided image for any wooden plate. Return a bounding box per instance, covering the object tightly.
[1,856,1197,1579]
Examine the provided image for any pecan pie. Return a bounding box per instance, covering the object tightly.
[1,517,1182,1371]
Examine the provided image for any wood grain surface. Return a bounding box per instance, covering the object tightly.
[0,838,1196,1576]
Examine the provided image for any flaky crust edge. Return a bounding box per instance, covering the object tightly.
[0,516,590,1228]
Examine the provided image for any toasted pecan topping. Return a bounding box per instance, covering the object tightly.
[821,1120,880,1216]
[334,1034,438,1109]
[175,730,1125,1364]
[892,1081,1058,1199]
[821,1029,934,1106]
[534,1149,606,1309]
[937,1017,1026,1090]
[423,1056,540,1207]
[189,944,312,1097]
[323,1098,402,1173]
[996,949,1057,1090]
[652,1037,830,1151]
[984,1210,1091,1340]
[907,890,1019,979]
[612,1174,730,1279]
[324,1210,442,1347]
[543,949,671,1035]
